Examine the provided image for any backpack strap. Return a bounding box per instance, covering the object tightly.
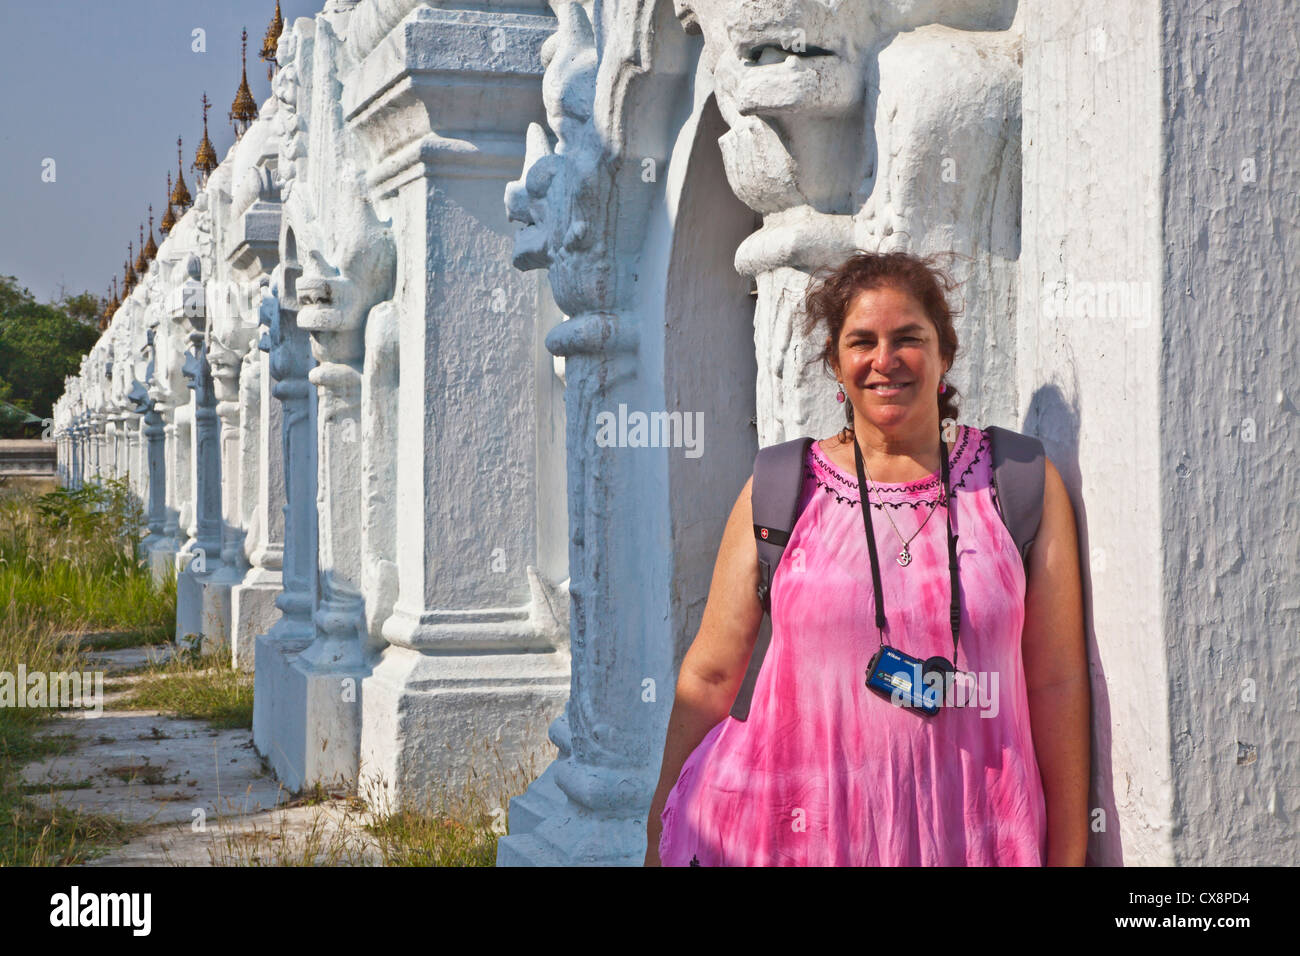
[986,425,1046,566]
[730,435,812,721]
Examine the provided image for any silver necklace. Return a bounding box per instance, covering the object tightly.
[859,447,947,567]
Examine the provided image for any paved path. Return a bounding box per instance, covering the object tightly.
[20,644,379,865]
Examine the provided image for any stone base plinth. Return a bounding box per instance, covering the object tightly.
[358,644,568,816]
[253,632,362,792]
[199,577,235,657]
[174,565,205,644]
[495,762,647,867]
[146,545,177,588]
[230,576,282,672]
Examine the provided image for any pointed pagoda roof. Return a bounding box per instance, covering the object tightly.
[144,207,158,261]
[123,246,137,295]
[170,138,193,210]
[134,224,148,275]
[230,28,259,136]
[194,93,219,183]
[260,1,284,80]
[160,173,177,235]
[100,283,115,329]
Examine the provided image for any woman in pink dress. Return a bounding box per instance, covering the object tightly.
[646,251,1090,866]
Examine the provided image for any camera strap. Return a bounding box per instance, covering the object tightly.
[852,423,961,663]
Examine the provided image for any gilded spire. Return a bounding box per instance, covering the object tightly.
[170,138,193,211]
[230,28,259,136]
[100,283,114,330]
[124,244,137,296]
[101,279,120,331]
[194,93,219,185]
[135,224,148,275]
[144,207,158,261]
[160,173,177,235]
[260,1,284,80]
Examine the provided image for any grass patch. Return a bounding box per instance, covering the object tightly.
[79,629,173,652]
[0,480,169,864]
[114,649,254,729]
[103,763,172,787]
[21,778,96,794]
[0,481,176,637]
[367,809,499,866]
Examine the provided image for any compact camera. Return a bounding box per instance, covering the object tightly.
[865,645,957,717]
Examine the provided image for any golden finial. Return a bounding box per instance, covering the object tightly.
[135,225,148,275]
[144,207,158,262]
[194,93,219,185]
[160,173,177,235]
[170,137,193,211]
[230,28,259,136]
[124,245,137,295]
[100,283,114,329]
[260,1,284,80]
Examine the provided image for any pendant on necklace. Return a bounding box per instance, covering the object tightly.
[897,548,912,567]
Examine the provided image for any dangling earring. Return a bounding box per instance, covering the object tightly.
[836,381,846,403]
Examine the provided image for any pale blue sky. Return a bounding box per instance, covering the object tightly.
[0,0,321,304]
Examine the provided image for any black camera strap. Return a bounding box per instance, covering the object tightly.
[852,423,961,663]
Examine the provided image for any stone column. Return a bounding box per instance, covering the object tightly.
[121,413,138,485]
[252,262,319,779]
[161,401,189,581]
[88,412,103,481]
[140,406,167,556]
[172,254,225,646]
[343,1,568,810]
[226,117,286,670]
[203,336,249,656]
[295,300,368,787]
[102,414,118,481]
[68,418,80,488]
[77,415,88,487]
[130,333,169,561]
[133,416,147,501]
[230,342,283,671]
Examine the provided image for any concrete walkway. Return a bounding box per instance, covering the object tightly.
[20,644,380,865]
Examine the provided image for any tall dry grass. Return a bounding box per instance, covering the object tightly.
[0,480,172,864]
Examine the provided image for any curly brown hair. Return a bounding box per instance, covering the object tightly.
[801,250,964,442]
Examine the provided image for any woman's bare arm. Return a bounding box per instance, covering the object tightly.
[644,475,765,865]
[1021,457,1091,866]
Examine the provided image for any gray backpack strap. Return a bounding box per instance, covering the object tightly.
[986,425,1046,566]
[730,436,812,722]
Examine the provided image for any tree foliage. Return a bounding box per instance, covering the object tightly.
[0,275,100,435]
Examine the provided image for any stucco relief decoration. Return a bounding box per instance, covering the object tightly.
[674,0,1021,441]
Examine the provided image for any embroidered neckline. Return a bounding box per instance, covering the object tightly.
[807,426,986,511]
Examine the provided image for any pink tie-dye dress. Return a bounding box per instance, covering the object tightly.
[658,424,1047,866]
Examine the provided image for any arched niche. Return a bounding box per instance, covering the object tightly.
[663,93,762,669]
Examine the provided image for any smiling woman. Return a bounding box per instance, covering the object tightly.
[646,250,1091,867]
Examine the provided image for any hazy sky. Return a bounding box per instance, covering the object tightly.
[0,0,322,304]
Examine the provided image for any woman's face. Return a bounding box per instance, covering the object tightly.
[830,284,949,435]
